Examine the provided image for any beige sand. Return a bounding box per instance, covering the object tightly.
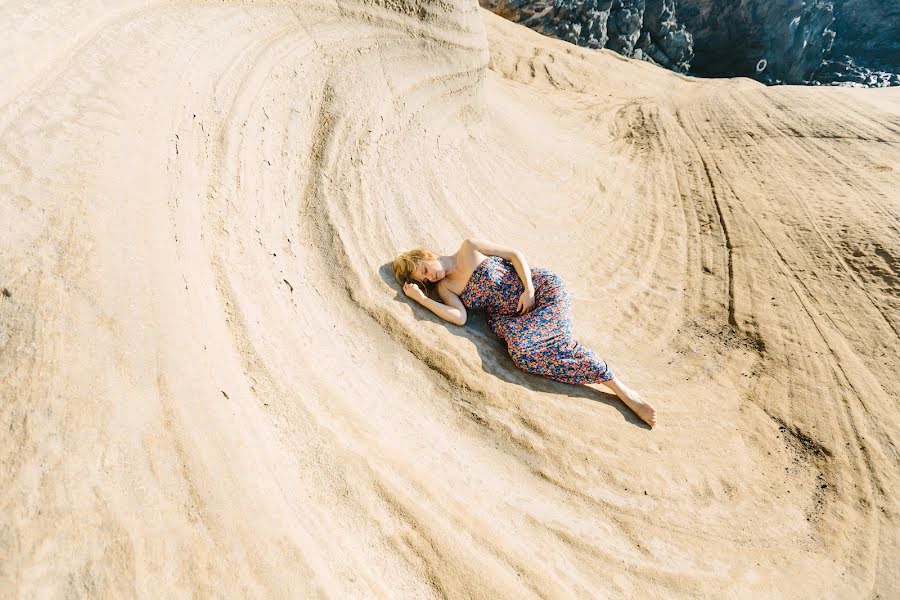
[1,0,898,597]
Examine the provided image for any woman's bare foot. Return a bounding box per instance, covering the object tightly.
[602,377,657,428]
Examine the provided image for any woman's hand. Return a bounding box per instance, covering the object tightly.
[517,288,535,315]
[403,282,426,303]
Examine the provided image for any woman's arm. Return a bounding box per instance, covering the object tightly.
[436,284,467,325]
[403,282,467,326]
[463,238,534,293]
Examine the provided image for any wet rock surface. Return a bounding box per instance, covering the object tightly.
[480,0,899,86]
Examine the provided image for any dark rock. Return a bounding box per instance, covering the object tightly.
[480,0,897,86]
[811,1,900,85]
[643,0,693,71]
[813,55,900,87]
[830,0,900,74]
[674,0,836,84]
[480,0,694,72]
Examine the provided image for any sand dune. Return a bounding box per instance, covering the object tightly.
[1,0,898,597]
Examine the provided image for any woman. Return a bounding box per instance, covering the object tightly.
[392,238,657,428]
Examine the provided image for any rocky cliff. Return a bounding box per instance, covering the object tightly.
[676,0,835,84]
[813,0,900,86]
[480,0,694,72]
[480,0,899,85]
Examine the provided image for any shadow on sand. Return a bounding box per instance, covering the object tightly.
[378,263,649,429]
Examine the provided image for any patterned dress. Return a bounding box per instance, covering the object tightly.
[458,255,614,384]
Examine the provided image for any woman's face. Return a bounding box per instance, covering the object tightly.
[412,258,444,284]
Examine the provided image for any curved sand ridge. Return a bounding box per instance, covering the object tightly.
[1,1,898,597]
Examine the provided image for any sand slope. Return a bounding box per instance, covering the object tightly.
[1,1,898,597]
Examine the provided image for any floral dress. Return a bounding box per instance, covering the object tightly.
[458,256,614,384]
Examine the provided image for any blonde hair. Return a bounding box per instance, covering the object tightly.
[392,247,439,300]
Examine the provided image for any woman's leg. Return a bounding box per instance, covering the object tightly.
[601,375,657,428]
[503,272,657,427]
[508,339,611,385]
[508,344,656,427]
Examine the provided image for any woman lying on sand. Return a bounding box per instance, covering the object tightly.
[393,238,657,428]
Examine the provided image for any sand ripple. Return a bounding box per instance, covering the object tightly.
[1,1,898,597]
